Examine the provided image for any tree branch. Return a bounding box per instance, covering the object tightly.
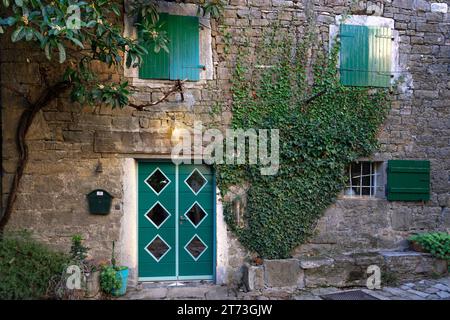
[303,89,327,105]
[128,80,186,111]
[0,80,71,233]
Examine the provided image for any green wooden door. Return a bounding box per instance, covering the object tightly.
[138,162,214,281]
[138,162,176,280]
[178,164,214,279]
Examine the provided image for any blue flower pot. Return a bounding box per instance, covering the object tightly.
[112,267,129,297]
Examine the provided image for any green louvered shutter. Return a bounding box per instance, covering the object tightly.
[340,24,392,87]
[139,13,170,80]
[387,160,430,201]
[168,15,200,81]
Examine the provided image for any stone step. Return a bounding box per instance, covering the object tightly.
[243,250,448,291]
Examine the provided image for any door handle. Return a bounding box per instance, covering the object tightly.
[180,216,186,221]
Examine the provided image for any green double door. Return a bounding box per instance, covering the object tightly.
[138,162,215,281]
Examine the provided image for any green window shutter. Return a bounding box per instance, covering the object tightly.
[340,24,392,87]
[139,13,170,80]
[139,14,200,81]
[387,160,430,201]
[168,15,200,81]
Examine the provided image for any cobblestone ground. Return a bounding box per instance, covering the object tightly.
[122,276,450,300]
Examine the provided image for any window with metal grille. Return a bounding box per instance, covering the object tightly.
[339,24,392,87]
[344,162,383,198]
[139,13,201,81]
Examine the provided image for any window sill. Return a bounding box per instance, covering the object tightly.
[129,78,208,89]
[340,195,384,201]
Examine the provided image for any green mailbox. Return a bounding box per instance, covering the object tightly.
[87,189,113,215]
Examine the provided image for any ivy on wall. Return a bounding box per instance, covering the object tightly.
[216,29,391,259]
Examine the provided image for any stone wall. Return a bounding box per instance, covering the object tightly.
[1,0,450,286]
[244,251,448,290]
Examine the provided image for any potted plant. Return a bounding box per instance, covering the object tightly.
[83,259,100,298]
[69,234,101,298]
[100,241,129,297]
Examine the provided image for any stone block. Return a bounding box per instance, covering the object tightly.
[299,256,334,269]
[264,259,304,288]
[166,286,208,299]
[205,286,235,300]
[393,0,413,10]
[436,291,450,299]
[381,251,448,282]
[367,3,383,16]
[415,0,430,12]
[93,131,171,154]
[27,111,52,141]
[303,262,350,288]
[391,210,413,231]
[431,3,448,13]
[243,264,264,291]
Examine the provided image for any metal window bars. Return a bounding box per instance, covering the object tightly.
[346,162,381,197]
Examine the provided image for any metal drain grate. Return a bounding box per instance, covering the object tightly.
[320,290,380,300]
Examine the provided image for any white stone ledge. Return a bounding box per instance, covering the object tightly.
[431,3,448,13]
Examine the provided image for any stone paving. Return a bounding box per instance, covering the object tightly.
[122,276,450,300]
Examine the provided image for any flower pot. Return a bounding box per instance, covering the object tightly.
[112,268,129,297]
[85,270,100,298]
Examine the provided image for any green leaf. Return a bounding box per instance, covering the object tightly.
[25,29,31,41]
[69,37,84,49]
[44,43,51,60]
[33,29,43,43]
[57,42,66,63]
[11,26,24,42]
[86,20,97,28]
[2,16,17,26]
[14,0,22,6]
[111,4,120,16]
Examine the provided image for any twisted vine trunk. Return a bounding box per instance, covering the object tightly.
[0,81,70,233]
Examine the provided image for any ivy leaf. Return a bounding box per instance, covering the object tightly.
[57,42,66,63]
[14,0,22,6]
[111,4,120,16]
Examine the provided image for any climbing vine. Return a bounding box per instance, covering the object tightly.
[216,28,392,259]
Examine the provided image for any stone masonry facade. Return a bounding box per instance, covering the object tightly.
[1,0,450,286]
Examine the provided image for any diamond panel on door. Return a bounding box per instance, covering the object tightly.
[184,202,207,228]
[184,235,208,261]
[145,202,170,228]
[145,235,171,262]
[145,168,171,195]
[185,169,207,195]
